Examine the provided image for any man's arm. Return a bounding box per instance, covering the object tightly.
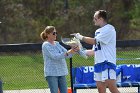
[82,36,96,45]
[85,50,94,56]
[74,33,96,45]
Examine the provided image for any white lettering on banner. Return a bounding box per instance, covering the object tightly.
[83,66,94,73]
[83,67,88,73]
[135,65,140,67]
[89,66,94,72]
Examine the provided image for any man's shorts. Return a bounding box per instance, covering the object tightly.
[94,69,116,82]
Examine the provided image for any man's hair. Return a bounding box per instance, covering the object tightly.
[96,10,107,21]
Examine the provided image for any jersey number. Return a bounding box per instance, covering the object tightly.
[95,42,101,51]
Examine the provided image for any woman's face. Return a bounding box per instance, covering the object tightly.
[47,29,57,41]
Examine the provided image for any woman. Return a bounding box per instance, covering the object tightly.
[40,26,76,93]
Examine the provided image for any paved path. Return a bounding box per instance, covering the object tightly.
[3,87,137,93]
[4,89,50,93]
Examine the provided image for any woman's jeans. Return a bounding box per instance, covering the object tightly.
[46,76,68,93]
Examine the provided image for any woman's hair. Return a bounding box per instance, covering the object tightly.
[40,26,55,41]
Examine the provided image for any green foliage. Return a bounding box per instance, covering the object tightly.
[130,0,140,30]
[0,0,140,44]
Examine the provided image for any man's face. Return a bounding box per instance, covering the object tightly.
[93,12,101,26]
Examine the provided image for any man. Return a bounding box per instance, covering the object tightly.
[73,10,120,93]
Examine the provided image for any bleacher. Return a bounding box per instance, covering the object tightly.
[72,64,140,93]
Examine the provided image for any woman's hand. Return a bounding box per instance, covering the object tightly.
[65,45,80,56]
[72,45,80,52]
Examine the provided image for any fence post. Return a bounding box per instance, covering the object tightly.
[0,80,3,93]
[70,58,73,93]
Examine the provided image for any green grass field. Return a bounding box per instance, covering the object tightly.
[0,50,140,90]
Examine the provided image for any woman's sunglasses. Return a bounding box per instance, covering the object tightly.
[52,32,57,35]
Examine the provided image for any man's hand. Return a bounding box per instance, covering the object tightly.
[71,33,84,40]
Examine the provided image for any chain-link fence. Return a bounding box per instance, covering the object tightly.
[0,40,140,93]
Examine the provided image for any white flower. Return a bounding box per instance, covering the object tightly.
[64,37,82,48]
[61,37,87,59]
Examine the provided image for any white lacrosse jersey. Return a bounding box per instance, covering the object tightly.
[93,24,116,65]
